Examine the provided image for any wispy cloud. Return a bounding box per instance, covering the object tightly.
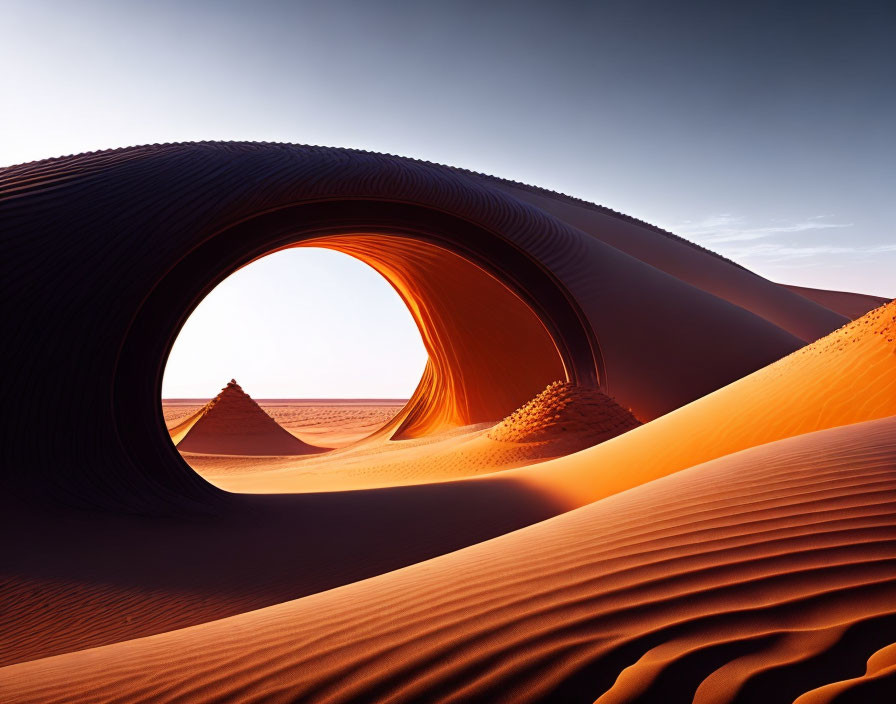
[669,213,896,265]
[673,214,852,244]
[723,242,896,263]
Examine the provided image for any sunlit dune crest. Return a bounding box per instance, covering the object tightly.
[512,301,896,508]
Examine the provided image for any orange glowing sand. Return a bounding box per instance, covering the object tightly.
[182,303,896,498]
[183,382,642,493]
[5,300,891,684]
[3,305,894,703]
[486,380,641,443]
[509,301,896,508]
[5,143,895,704]
[3,416,894,703]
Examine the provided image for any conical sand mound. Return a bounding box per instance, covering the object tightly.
[488,381,641,445]
[171,380,327,456]
[509,300,896,508]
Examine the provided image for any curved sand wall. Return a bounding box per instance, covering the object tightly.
[1,142,838,511]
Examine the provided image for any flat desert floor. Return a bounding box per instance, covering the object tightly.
[164,398,406,449]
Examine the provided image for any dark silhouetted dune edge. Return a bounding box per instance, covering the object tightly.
[2,143,893,703]
[2,416,895,703]
[781,283,892,321]
[0,300,892,674]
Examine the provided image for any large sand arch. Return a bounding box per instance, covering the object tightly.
[1,142,829,511]
[219,212,596,440]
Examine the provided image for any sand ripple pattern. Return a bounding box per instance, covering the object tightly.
[2,416,895,703]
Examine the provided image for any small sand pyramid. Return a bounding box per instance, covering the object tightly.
[488,381,641,446]
[171,379,326,456]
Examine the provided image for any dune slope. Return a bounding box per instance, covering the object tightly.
[782,284,891,321]
[487,381,641,444]
[0,475,563,666]
[193,302,896,496]
[3,416,894,703]
[490,180,850,343]
[171,380,326,455]
[510,300,896,507]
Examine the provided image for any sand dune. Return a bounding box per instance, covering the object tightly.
[4,300,889,675]
[192,383,642,493]
[510,300,896,507]
[492,181,850,343]
[0,468,564,667]
[794,641,896,703]
[487,381,641,444]
[187,302,896,495]
[2,144,819,511]
[3,143,893,703]
[170,380,327,455]
[4,416,894,703]
[782,283,892,321]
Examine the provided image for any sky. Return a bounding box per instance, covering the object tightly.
[161,248,427,398]
[2,0,893,396]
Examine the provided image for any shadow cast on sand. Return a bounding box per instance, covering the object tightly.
[0,476,565,666]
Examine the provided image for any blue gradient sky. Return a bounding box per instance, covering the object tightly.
[3,1,892,396]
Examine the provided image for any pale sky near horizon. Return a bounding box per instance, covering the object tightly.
[161,248,428,398]
[2,0,893,397]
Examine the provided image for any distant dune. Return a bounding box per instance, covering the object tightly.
[170,379,327,455]
[493,182,851,344]
[165,399,406,448]
[781,283,892,321]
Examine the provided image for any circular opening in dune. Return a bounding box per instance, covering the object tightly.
[149,202,595,493]
[162,247,429,455]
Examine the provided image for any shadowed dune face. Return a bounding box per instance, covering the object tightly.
[781,283,892,321]
[0,142,827,511]
[4,417,894,703]
[0,476,566,667]
[1,143,893,702]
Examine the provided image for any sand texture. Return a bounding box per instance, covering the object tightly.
[3,417,895,703]
[177,303,896,496]
[2,143,894,702]
[166,399,405,448]
[170,380,327,455]
[1,142,826,512]
[487,380,641,443]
